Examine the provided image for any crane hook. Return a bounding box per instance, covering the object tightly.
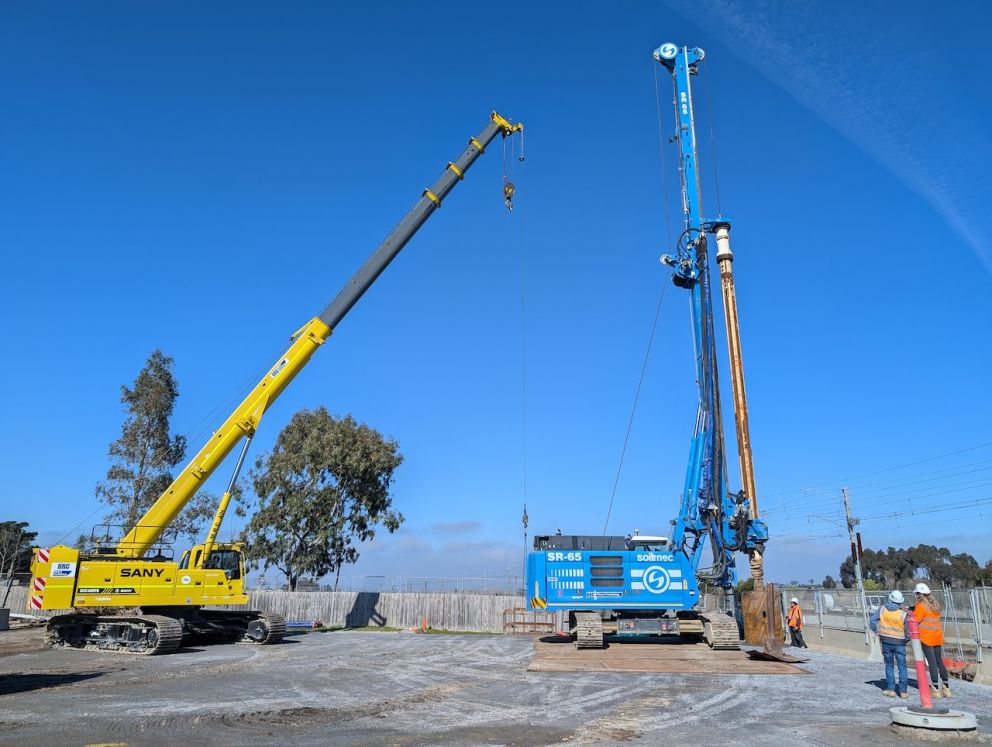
[503,180,516,212]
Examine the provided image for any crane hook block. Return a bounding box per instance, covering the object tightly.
[503,181,516,212]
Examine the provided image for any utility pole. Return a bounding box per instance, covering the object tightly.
[842,487,880,661]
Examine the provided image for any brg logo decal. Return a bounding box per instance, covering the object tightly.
[642,565,671,594]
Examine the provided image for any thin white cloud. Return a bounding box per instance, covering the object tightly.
[662,0,992,273]
[429,520,483,534]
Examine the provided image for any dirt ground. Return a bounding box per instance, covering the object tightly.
[0,627,990,746]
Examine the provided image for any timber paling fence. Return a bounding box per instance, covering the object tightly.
[3,585,562,634]
[240,590,557,633]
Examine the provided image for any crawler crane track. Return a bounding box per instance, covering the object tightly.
[242,612,287,645]
[46,613,184,655]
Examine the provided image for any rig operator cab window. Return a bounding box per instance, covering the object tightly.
[626,533,670,551]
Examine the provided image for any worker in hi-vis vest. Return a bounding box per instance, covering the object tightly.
[787,598,808,649]
[869,589,911,699]
[914,583,952,699]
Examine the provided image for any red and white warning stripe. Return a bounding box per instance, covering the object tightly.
[30,595,43,610]
[36,548,50,564]
[33,577,46,592]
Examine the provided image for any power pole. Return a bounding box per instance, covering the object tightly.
[842,487,880,661]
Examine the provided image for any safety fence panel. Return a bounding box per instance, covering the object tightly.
[973,587,992,653]
[805,588,872,633]
[782,585,992,666]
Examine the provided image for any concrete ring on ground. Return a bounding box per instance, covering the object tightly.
[890,705,978,733]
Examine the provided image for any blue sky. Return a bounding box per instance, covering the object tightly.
[2,1,990,589]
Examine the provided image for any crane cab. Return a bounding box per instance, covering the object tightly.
[179,542,246,579]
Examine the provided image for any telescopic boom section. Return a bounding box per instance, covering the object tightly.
[116,112,523,558]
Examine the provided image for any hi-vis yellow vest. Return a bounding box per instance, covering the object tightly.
[878,607,907,640]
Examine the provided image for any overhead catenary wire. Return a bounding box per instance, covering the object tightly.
[762,447,992,553]
[857,494,992,522]
[761,439,992,506]
[764,469,992,518]
[779,506,992,539]
[768,474,992,515]
[768,496,992,543]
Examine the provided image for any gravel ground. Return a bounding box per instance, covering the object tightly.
[0,630,989,746]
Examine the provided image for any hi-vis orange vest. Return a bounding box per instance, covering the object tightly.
[914,603,943,647]
[788,604,803,630]
[878,607,907,641]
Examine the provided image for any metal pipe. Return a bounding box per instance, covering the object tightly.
[713,223,765,586]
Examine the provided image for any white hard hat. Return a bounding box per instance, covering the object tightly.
[915,583,931,595]
[790,597,799,604]
[889,590,904,604]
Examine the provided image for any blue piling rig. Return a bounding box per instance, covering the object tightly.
[525,43,766,648]
[657,41,767,603]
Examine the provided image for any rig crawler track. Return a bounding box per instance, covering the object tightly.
[699,611,741,650]
[573,612,604,649]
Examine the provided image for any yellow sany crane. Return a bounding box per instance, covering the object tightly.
[30,112,523,655]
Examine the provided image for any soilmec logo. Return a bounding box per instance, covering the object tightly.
[120,568,165,578]
[642,565,672,595]
[658,42,678,59]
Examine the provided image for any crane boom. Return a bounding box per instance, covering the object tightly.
[117,112,523,558]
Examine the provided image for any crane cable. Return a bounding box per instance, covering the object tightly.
[503,131,530,556]
[600,63,680,535]
[602,280,668,535]
[653,62,676,251]
[701,68,723,219]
